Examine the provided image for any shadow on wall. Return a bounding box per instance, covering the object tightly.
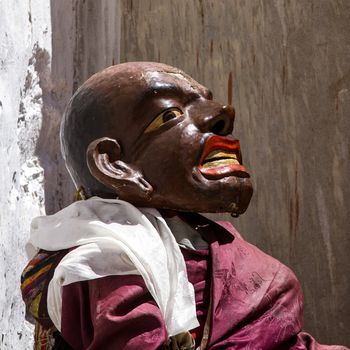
[34,1,75,215]
[29,43,74,215]
[34,0,120,215]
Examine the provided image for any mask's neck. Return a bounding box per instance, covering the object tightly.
[161,212,209,250]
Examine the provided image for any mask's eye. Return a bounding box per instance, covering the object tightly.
[144,108,183,133]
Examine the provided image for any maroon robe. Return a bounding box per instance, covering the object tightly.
[59,214,348,350]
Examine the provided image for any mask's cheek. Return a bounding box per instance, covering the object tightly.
[136,135,197,180]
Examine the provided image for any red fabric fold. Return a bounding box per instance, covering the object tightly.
[59,218,349,350]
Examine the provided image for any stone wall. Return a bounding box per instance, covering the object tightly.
[1,0,349,348]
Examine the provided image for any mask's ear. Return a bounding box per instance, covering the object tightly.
[86,137,153,201]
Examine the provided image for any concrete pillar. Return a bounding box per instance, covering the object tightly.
[0,1,120,348]
[0,1,51,347]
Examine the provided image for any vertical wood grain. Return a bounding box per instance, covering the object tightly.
[120,0,350,344]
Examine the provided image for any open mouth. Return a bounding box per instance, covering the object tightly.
[197,135,250,179]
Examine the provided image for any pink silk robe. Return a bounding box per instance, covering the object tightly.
[59,214,348,350]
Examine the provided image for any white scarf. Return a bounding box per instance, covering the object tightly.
[27,197,199,336]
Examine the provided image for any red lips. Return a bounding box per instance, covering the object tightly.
[197,135,250,179]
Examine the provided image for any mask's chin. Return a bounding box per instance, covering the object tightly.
[140,177,253,214]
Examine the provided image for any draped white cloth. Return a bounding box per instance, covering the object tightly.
[26,197,199,336]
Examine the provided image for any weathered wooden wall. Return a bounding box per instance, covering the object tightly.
[120,0,350,345]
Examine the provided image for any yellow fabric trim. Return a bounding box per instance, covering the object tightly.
[29,293,42,319]
[21,263,52,290]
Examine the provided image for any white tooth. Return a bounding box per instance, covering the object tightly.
[205,151,237,161]
[202,159,240,168]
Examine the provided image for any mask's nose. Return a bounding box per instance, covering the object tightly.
[194,104,235,135]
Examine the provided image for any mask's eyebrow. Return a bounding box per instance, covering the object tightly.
[135,81,201,107]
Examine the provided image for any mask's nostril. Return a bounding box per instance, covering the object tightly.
[210,119,228,135]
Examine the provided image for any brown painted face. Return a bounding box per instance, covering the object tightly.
[62,62,253,214]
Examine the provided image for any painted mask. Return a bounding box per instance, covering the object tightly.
[61,62,253,214]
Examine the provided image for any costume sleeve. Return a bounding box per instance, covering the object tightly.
[207,227,349,350]
[60,275,168,350]
[209,261,349,350]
